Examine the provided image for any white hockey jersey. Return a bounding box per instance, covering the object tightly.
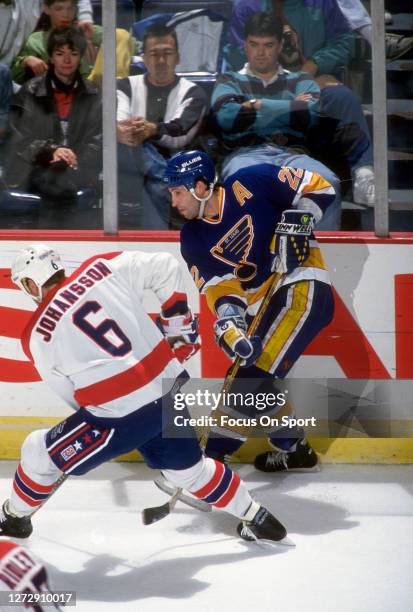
[21,251,187,419]
[0,539,61,611]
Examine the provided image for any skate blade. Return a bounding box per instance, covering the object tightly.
[240,525,296,549]
[254,535,296,549]
[287,465,320,473]
[257,464,320,474]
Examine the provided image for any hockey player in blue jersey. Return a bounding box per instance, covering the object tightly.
[164,150,335,471]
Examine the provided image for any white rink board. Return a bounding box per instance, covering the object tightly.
[0,238,412,417]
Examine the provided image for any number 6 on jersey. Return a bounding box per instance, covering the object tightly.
[73,300,132,357]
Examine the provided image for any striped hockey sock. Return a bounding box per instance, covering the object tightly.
[10,464,56,516]
[190,458,252,517]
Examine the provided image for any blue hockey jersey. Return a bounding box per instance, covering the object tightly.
[180,163,334,315]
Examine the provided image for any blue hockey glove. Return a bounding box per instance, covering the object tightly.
[214,315,262,367]
[271,209,314,274]
[157,309,200,363]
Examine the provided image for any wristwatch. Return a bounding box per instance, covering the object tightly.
[250,98,257,108]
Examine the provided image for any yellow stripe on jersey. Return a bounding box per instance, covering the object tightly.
[303,245,327,270]
[301,172,334,195]
[204,247,326,316]
[203,187,225,224]
[246,246,326,306]
[205,278,245,314]
[255,281,311,373]
[246,273,280,308]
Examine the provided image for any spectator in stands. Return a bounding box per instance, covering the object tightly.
[5,26,102,203]
[11,0,134,85]
[1,1,94,156]
[337,0,413,61]
[116,24,207,230]
[211,13,346,228]
[0,0,94,68]
[225,4,376,206]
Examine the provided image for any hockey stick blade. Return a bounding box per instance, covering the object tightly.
[154,477,211,513]
[142,487,182,525]
[142,501,172,525]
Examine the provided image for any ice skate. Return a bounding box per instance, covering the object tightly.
[0,500,33,538]
[237,504,293,546]
[254,439,319,472]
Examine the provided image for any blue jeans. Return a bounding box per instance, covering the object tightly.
[0,64,12,140]
[118,142,172,229]
[142,142,172,230]
[319,85,373,170]
[222,143,342,230]
[336,0,371,30]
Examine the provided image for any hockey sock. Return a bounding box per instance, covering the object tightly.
[164,457,253,518]
[10,463,57,516]
[268,436,301,451]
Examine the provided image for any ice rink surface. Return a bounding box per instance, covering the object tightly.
[1,461,412,612]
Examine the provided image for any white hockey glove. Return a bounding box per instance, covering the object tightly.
[214,314,262,367]
[271,209,314,274]
[157,309,200,363]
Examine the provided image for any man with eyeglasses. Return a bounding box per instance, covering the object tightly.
[116,24,207,230]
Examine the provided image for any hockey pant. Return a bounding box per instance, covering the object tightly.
[9,398,253,520]
[206,280,334,458]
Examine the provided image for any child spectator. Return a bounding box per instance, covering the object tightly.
[11,0,134,85]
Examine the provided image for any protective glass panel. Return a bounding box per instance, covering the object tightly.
[384,0,413,231]
[0,0,105,230]
[121,0,405,232]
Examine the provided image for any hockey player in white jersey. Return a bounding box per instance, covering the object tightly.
[0,244,288,544]
[0,538,62,611]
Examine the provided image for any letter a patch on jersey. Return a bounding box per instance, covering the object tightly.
[210,215,257,281]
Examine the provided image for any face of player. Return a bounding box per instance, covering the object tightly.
[245,34,283,77]
[50,44,81,81]
[44,1,77,28]
[143,35,179,87]
[169,186,200,219]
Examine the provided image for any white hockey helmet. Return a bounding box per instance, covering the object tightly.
[11,243,65,302]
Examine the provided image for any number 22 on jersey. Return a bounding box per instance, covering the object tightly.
[278,167,304,191]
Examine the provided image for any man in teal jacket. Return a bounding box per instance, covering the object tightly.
[225,1,376,206]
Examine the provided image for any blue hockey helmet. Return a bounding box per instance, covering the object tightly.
[164,150,216,192]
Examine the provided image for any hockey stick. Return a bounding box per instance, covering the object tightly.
[153,476,212,512]
[32,472,68,515]
[142,272,283,526]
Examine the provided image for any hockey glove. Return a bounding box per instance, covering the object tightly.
[157,309,201,363]
[271,209,314,274]
[214,315,262,367]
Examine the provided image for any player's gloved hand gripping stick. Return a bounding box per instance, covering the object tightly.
[157,308,201,363]
[142,271,283,525]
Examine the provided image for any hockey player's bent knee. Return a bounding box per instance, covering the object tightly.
[163,457,206,491]
[21,430,61,480]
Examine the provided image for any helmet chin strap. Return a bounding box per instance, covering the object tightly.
[189,185,214,219]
